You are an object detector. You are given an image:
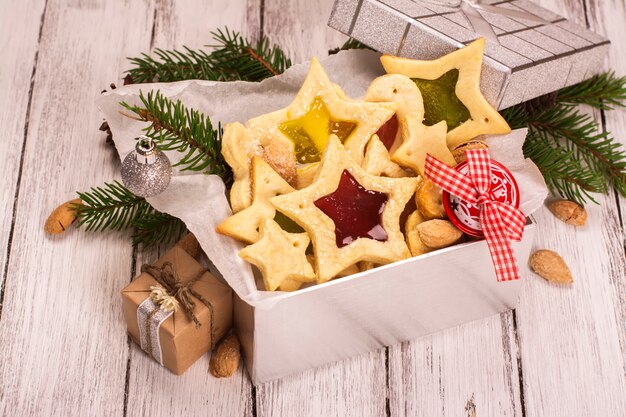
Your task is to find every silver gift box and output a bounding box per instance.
[328,0,609,109]
[235,220,536,384]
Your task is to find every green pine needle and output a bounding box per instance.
[75,181,152,232]
[125,28,291,84]
[521,131,605,204]
[557,71,626,110]
[502,73,626,205]
[126,47,221,84]
[75,181,186,247]
[207,28,292,81]
[531,105,626,195]
[131,212,187,247]
[120,90,233,185]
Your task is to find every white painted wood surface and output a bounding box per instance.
[0,0,46,312]
[0,0,153,415]
[514,2,626,416]
[0,0,625,416]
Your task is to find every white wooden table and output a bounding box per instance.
[1,0,625,415]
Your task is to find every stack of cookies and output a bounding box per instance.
[216,38,511,292]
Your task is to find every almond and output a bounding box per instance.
[452,139,488,164]
[548,200,587,226]
[44,198,83,235]
[415,179,446,220]
[210,333,241,378]
[405,210,431,256]
[529,250,573,284]
[416,219,463,249]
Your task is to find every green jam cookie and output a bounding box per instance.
[412,69,471,131]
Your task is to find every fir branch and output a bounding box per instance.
[530,105,626,196]
[557,71,626,110]
[120,90,233,185]
[523,132,602,203]
[503,97,626,204]
[499,104,529,130]
[207,28,292,80]
[522,128,606,204]
[125,28,291,84]
[126,47,220,84]
[75,181,187,247]
[131,212,187,247]
[75,181,152,232]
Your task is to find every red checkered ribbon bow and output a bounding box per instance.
[424,149,526,282]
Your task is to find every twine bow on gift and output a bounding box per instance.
[141,262,215,341]
[424,149,526,281]
[420,0,548,44]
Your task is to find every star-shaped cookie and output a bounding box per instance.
[271,135,417,283]
[246,57,397,171]
[221,122,296,213]
[362,135,409,178]
[216,156,294,244]
[365,74,456,176]
[239,219,316,291]
[380,38,510,149]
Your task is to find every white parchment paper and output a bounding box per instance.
[97,49,548,306]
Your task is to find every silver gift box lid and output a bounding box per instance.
[328,0,609,109]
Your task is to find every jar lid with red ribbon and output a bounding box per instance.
[442,159,520,238]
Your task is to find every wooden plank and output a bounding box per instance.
[513,1,626,415]
[0,0,155,415]
[255,1,386,416]
[122,2,259,417]
[0,0,46,311]
[515,199,626,416]
[388,313,523,417]
[150,0,262,52]
[584,0,626,371]
[256,350,387,417]
[262,0,347,63]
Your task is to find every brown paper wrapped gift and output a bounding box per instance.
[121,246,232,375]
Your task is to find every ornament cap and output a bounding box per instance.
[135,135,158,165]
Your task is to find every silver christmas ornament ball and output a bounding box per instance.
[121,136,172,198]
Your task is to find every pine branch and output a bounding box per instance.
[125,28,291,84]
[208,28,292,80]
[499,104,529,130]
[503,98,626,204]
[557,71,626,110]
[131,212,187,247]
[126,47,221,84]
[75,181,187,247]
[120,90,233,185]
[75,181,153,232]
[530,105,626,196]
[522,132,604,204]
